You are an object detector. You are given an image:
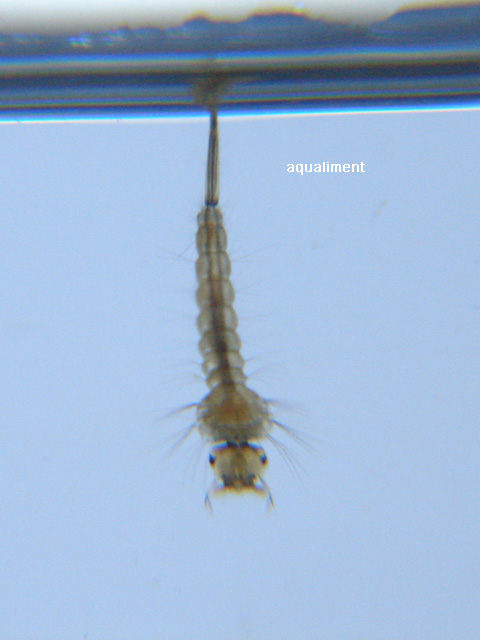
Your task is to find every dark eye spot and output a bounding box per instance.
[209,454,216,466]
[261,454,267,464]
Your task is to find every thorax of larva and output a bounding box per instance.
[196,382,271,444]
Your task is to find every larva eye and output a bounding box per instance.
[209,454,216,466]
[260,454,267,465]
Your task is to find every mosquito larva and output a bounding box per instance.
[195,109,274,506]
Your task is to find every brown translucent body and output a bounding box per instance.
[195,110,273,503]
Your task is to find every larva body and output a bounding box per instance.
[195,110,273,503]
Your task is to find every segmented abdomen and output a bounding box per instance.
[196,205,247,390]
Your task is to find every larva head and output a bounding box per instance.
[208,441,269,497]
